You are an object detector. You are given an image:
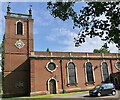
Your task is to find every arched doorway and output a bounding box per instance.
[49,79,56,94]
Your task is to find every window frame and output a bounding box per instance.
[47,77,58,94]
[16,20,24,35]
[84,61,95,84]
[67,61,78,86]
[101,61,110,83]
[46,61,58,73]
[115,61,120,70]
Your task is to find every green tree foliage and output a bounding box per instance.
[47,1,120,49]
[1,34,5,81]
[47,48,50,52]
[93,48,110,53]
[1,34,5,67]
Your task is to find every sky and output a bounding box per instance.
[0,1,119,53]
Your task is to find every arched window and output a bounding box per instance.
[115,62,120,70]
[17,22,23,35]
[85,62,94,84]
[67,62,77,85]
[101,62,110,83]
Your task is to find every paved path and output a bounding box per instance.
[50,91,119,99]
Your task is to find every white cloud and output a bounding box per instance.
[46,28,77,44]
[64,37,118,53]
[46,27,118,53]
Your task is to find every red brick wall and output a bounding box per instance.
[3,13,120,97]
[30,56,120,95]
[4,16,33,97]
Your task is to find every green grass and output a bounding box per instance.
[2,91,89,100]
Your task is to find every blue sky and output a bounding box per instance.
[0,1,119,53]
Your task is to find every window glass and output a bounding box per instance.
[86,62,94,83]
[102,84,107,89]
[101,62,109,82]
[48,62,56,71]
[17,22,23,35]
[94,85,100,89]
[68,62,77,85]
[115,62,120,70]
[106,84,113,89]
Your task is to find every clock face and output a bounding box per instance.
[15,40,25,49]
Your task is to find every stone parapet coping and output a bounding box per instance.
[30,51,120,59]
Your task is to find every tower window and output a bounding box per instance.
[17,22,23,35]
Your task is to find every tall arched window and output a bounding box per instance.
[17,22,23,35]
[85,62,94,84]
[101,62,110,83]
[67,62,77,85]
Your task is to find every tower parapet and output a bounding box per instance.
[6,4,33,20]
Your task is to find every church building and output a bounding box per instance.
[3,5,120,97]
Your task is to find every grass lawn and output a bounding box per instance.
[2,91,89,100]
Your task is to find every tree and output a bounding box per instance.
[47,1,120,49]
[47,48,50,52]
[1,34,5,82]
[93,48,110,53]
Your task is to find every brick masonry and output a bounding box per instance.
[3,7,120,97]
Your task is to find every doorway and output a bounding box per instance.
[49,79,56,94]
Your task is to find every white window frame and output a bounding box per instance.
[67,61,78,86]
[47,77,58,94]
[100,61,110,82]
[16,20,24,35]
[46,60,58,73]
[84,61,95,84]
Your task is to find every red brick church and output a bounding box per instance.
[3,5,120,97]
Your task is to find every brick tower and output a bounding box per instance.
[3,5,34,97]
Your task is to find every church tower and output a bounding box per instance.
[3,5,34,97]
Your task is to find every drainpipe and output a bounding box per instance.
[27,19,29,58]
[60,59,65,93]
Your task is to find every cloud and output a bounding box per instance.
[46,27,118,53]
[64,37,118,53]
[46,28,77,44]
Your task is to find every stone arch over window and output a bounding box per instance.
[47,77,58,94]
[67,61,77,86]
[85,61,94,84]
[46,60,58,73]
[101,61,110,83]
[16,20,24,35]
